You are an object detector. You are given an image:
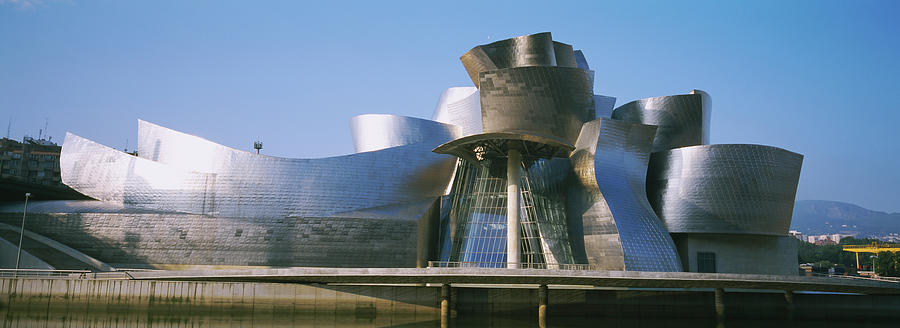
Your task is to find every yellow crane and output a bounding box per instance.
[842,243,900,270]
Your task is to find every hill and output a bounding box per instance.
[791,200,900,238]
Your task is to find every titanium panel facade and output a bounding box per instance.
[567,118,682,272]
[646,144,803,235]
[460,32,579,88]
[64,121,457,218]
[593,95,617,119]
[552,41,578,68]
[611,90,711,153]
[61,133,218,215]
[460,32,556,87]
[574,50,589,70]
[431,87,482,136]
[32,32,803,274]
[350,114,461,153]
[479,66,595,146]
[0,200,427,268]
[458,46,497,89]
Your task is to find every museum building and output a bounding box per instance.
[0,33,802,275]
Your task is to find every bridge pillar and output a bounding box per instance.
[538,284,548,328]
[441,283,451,328]
[714,288,725,327]
[784,290,795,321]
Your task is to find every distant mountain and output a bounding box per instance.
[791,200,900,237]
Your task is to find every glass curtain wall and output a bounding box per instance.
[522,158,574,266]
[446,158,574,268]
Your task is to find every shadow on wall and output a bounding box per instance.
[0,213,145,270]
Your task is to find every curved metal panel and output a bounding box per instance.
[350,114,460,153]
[611,90,711,153]
[647,144,803,236]
[431,87,482,136]
[552,41,577,68]
[594,95,617,119]
[574,50,590,70]
[64,121,458,218]
[460,32,557,87]
[568,118,682,272]
[479,66,595,146]
[61,132,217,214]
[432,132,574,164]
[458,46,497,88]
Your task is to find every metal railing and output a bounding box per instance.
[0,269,88,279]
[0,269,131,280]
[427,261,604,271]
[809,272,900,283]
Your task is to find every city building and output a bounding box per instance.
[0,137,84,201]
[0,33,803,275]
[1,137,62,186]
[805,233,855,245]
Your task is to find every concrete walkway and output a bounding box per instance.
[127,267,900,294]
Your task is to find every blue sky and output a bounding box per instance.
[1,1,898,212]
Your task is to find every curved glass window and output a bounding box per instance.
[446,158,574,268]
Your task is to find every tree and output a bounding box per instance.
[875,251,899,277]
[797,239,856,274]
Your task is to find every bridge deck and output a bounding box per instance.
[127,267,900,295]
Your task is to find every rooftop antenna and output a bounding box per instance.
[42,118,48,140]
[253,140,263,154]
[5,119,10,139]
[124,139,129,152]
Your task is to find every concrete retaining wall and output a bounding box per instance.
[1,278,440,323]
[3,278,900,325]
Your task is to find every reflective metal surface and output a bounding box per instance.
[432,132,574,164]
[0,206,430,268]
[62,120,457,218]
[350,114,460,153]
[0,199,173,214]
[611,90,711,153]
[574,50,590,70]
[47,114,461,268]
[460,32,560,87]
[61,133,217,215]
[552,41,578,68]
[479,66,595,145]
[431,87,482,136]
[567,118,682,271]
[31,32,804,273]
[646,144,803,235]
[594,95,617,119]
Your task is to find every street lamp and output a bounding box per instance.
[870,255,878,276]
[14,192,31,276]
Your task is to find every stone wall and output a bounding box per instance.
[673,233,799,275]
[0,212,420,268]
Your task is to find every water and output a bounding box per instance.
[2,308,898,328]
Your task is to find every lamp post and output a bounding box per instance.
[870,255,878,276]
[14,192,31,277]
